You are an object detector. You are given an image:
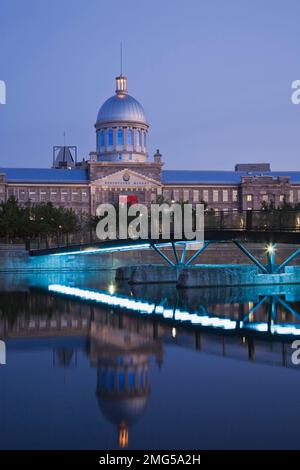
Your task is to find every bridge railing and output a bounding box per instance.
[21,209,300,251]
[204,210,300,231]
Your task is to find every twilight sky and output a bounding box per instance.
[0,0,300,170]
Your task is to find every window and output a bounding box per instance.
[128,153,132,160]
[100,129,105,146]
[279,194,285,203]
[108,128,113,146]
[136,129,141,146]
[246,194,253,202]
[262,195,268,202]
[127,128,133,145]
[143,132,147,147]
[183,190,190,202]
[297,190,300,202]
[193,190,199,203]
[290,190,294,203]
[163,189,171,200]
[222,190,228,202]
[173,190,180,202]
[117,128,123,146]
[232,190,238,202]
[202,190,209,202]
[213,190,219,202]
[118,153,122,160]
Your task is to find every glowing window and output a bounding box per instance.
[117,128,123,146]
[127,128,133,145]
[136,129,141,146]
[118,372,125,391]
[108,128,113,146]
[100,129,105,146]
[246,194,253,202]
[128,371,135,390]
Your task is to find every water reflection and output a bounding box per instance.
[0,275,300,449]
[90,310,162,448]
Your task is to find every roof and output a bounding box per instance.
[96,93,148,125]
[162,170,300,185]
[0,168,88,183]
[1,167,300,185]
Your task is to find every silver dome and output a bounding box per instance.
[96,93,148,125]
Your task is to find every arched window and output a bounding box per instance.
[128,371,135,391]
[100,368,106,388]
[108,128,113,146]
[136,129,141,146]
[143,132,146,147]
[109,370,115,390]
[118,153,122,160]
[118,371,125,391]
[100,129,105,146]
[127,128,133,145]
[117,128,123,146]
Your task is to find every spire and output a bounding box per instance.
[120,41,123,76]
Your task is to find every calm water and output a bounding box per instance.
[0,271,300,450]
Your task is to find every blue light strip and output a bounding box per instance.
[50,240,202,257]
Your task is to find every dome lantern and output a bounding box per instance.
[116,75,127,96]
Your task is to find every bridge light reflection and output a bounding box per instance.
[47,284,300,337]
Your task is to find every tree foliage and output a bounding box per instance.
[0,197,80,239]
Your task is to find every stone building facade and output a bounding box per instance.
[1,74,300,215]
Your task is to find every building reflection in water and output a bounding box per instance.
[1,285,300,447]
[89,309,163,448]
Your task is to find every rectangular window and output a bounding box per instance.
[279,194,285,203]
[163,190,171,200]
[61,191,69,201]
[297,190,300,202]
[290,190,294,203]
[173,190,180,202]
[193,190,199,203]
[19,190,26,200]
[183,190,189,202]
[202,190,209,202]
[213,190,219,202]
[232,190,238,202]
[262,195,268,202]
[222,190,228,202]
[246,194,253,202]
